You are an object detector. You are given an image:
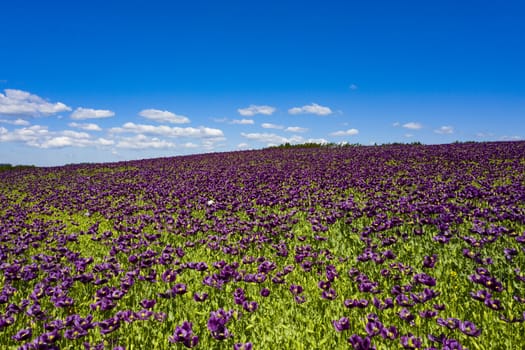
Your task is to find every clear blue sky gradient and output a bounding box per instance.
[1,0,524,166]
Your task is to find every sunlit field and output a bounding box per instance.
[1,142,524,349]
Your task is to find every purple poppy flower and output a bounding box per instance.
[400,333,422,349]
[413,273,436,286]
[139,299,156,309]
[289,284,303,295]
[437,317,460,330]
[398,308,414,323]
[169,321,198,348]
[65,326,88,340]
[459,320,481,337]
[234,342,253,350]
[365,320,383,337]
[12,328,32,341]
[423,254,438,268]
[484,298,504,310]
[380,325,398,340]
[260,287,271,297]
[173,283,187,295]
[332,317,350,331]
[419,310,438,318]
[98,317,120,335]
[294,295,306,304]
[348,334,376,350]
[321,288,337,300]
[470,289,491,302]
[242,300,258,312]
[193,292,208,302]
[318,280,331,290]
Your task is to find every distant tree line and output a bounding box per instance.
[0,164,36,172]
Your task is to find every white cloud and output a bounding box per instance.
[404,133,414,138]
[331,128,359,136]
[261,123,284,130]
[0,89,71,116]
[240,132,303,144]
[68,122,102,131]
[70,107,114,120]
[110,122,224,138]
[0,118,30,126]
[285,126,308,133]
[288,103,332,116]
[116,134,176,149]
[402,122,423,130]
[237,143,249,149]
[0,124,114,149]
[434,126,454,134]
[349,84,358,90]
[230,119,254,125]
[139,108,190,124]
[237,105,276,117]
[392,122,400,127]
[500,135,522,141]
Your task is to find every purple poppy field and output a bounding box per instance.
[1,141,525,349]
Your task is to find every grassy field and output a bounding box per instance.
[1,142,524,349]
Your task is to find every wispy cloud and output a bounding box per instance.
[240,132,303,144]
[331,128,359,136]
[0,124,113,148]
[349,83,358,90]
[0,89,71,116]
[261,123,284,130]
[110,122,224,138]
[230,119,254,125]
[70,107,115,120]
[0,118,30,126]
[237,105,276,116]
[68,122,102,131]
[285,126,308,133]
[402,122,423,130]
[139,108,190,124]
[116,134,176,149]
[288,103,332,116]
[434,125,454,134]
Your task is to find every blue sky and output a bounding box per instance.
[1,0,524,166]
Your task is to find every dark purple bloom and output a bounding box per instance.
[294,295,306,304]
[419,310,437,318]
[318,280,331,290]
[380,325,398,340]
[289,284,303,295]
[422,254,438,268]
[173,283,187,295]
[348,334,375,350]
[260,287,271,297]
[139,299,156,309]
[12,328,32,341]
[169,321,198,348]
[207,309,233,340]
[242,300,258,312]
[98,317,120,335]
[413,273,436,286]
[332,317,350,331]
[400,333,422,349]
[365,320,383,337]
[459,320,481,337]
[193,292,209,302]
[398,308,414,323]
[484,298,504,310]
[437,317,460,330]
[321,288,337,300]
[234,342,253,350]
[470,289,491,302]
